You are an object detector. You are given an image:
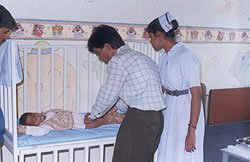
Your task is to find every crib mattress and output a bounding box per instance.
[6,124,120,147]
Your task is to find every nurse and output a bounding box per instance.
[146,12,205,162]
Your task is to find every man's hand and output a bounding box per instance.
[107,105,117,115]
[17,125,27,134]
[84,113,96,124]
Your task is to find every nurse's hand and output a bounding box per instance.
[185,128,196,152]
[162,86,166,94]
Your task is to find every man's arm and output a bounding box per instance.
[89,60,126,120]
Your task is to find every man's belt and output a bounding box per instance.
[165,89,189,96]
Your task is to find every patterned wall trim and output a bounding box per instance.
[10,18,250,43]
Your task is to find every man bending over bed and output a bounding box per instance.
[17,107,125,136]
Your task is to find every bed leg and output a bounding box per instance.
[53,150,58,162]
[85,147,89,162]
[69,148,73,162]
[19,152,24,162]
[99,145,104,162]
[37,151,41,162]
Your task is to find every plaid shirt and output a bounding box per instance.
[89,45,166,119]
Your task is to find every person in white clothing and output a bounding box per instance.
[146,12,205,162]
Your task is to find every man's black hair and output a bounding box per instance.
[87,25,125,53]
[0,5,17,30]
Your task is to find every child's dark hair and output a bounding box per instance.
[0,5,17,30]
[146,17,178,38]
[88,24,125,53]
[19,113,32,125]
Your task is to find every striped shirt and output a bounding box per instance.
[89,45,166,119]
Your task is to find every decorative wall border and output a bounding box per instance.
[10,18,250,44]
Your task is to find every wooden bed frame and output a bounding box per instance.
[208,87,250,125]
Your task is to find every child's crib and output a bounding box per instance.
[0,40,161,162]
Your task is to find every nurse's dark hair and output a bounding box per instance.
[88,24,125,53]
[19,113,32,125]
[0,5,17,30]
[146,17,178,38]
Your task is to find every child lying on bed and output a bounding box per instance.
[17,107,125,136]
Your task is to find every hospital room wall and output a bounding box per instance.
[2,0,249,27]
[1,0,250,91]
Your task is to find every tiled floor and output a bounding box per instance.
[204,120,250,162]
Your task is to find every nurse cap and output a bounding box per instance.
[158,12,176,32]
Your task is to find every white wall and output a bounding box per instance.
[2,0,170,24]
[2,0,250,27]
[2,0,250,91]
